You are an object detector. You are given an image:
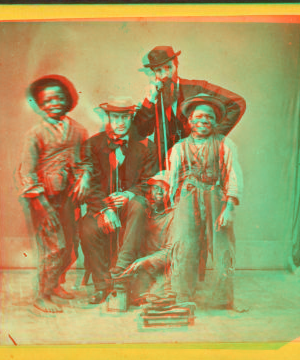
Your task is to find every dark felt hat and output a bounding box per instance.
[144,46,181,68]
[181,94,226,123]
[28,74,78,113]
[97,97,137,114]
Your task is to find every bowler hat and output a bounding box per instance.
[97,97,137,114]
[28,74,78,113]
[181,94,226,123]
[144,46,181,68]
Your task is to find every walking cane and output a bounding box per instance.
[108,154,120,270]
[160,92,170,171]
[115,161,120,254]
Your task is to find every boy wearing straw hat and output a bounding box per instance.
[167,93,243,309]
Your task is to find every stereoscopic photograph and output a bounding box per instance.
[1,10,300,348]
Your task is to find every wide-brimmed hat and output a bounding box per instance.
[181,94,226,123]
[144,46,181,68]
[147,171,170,188]
[28,74,78,113]
[96,97,137,114]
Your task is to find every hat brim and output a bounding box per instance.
[147,178,170,188]
[99,103,137,113]
[181,95,226,123]
[27,75,78,113]
[144,50,181,68]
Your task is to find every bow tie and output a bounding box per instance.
[107,137,128,150]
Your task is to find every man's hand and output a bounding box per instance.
[96,208,121,234]
[215,201,234,232]
[146,80,163,103]
[104,192,129,209]
[71,173,90,202]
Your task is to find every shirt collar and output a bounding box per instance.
[43,115,67,126]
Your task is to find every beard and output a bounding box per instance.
[161,78,177,108]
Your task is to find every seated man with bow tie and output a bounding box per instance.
[79,98,158,304]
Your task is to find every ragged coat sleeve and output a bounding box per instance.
[19,128,45,198]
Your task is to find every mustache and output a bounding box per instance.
[159,78,173,88]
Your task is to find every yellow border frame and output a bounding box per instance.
[1,3,300,360]
[0,4,300,21]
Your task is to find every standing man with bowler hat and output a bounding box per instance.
[79,97,158,304]
[134,46,246,170]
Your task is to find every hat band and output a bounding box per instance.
[144,50,181,68]
[99,103,136,113]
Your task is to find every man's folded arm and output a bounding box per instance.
[133,99,156,138]
[196,80,246,135]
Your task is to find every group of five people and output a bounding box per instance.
[19,46,246,314]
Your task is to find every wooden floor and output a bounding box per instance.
[1,269,300,346]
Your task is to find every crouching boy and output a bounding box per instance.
[126,171,175,305]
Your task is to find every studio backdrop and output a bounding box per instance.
[0,20,299,270]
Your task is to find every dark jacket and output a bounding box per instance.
[134,77,246,168]
[84,131,158,214]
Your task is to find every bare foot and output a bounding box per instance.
[52,285,75,299]
[34,296,63,313]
